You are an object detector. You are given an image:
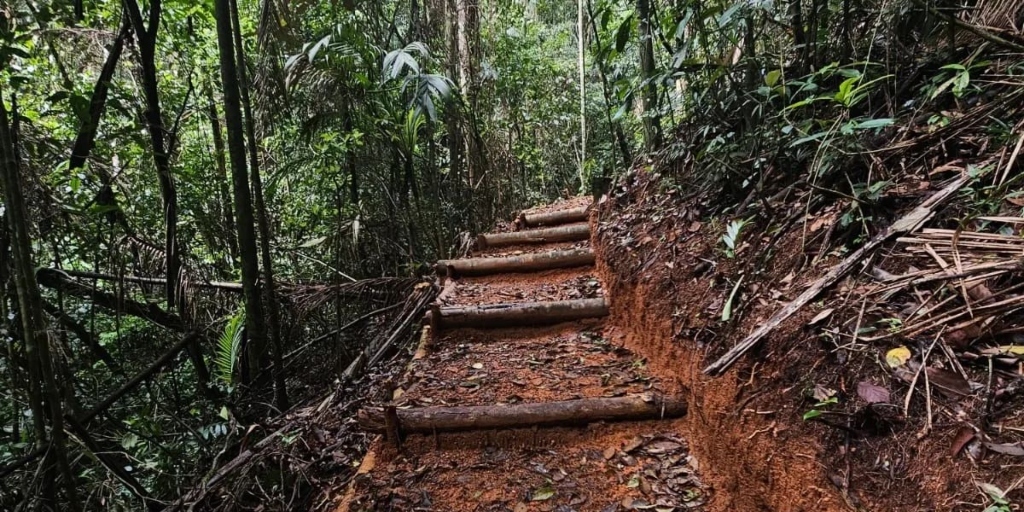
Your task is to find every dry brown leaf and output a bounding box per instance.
[856,381,890,404]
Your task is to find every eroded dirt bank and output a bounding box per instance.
[588,170,1013,512]
[592,207,844,512]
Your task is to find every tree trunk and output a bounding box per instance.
[357,394,686,433]
[637,0,663,150]
[69,18,129,171]
[476,222,591,248]
[206,82,239,261]
[230,0,288,409]
[426,297,608,329]
[435,248,595,277]
[213,0,270,382]
[0,86,81,511]
[125,0,181,312]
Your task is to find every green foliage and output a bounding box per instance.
[215,309,246,388]
[721,218,751,258]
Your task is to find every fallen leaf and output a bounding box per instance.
[885,346,911,367]
[471,362,484,370]
[980,345,1024,357]
[603,447,617,460]
[950,427,975,456]
[531,484,556,501]
[856,381,890,404]
[514,503,529,512]
[984,442,1024,457]
[808,308,834,326]
[812,384,835,402]
[623,437,644,453]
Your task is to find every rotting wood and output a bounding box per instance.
[357,393,686,433]
[424,297,608,329]
[436,248,595,277]
[516,204,590,229]
[704,174,972,375]
[476,222,590,249]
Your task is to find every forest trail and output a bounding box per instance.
[337,197,705,511]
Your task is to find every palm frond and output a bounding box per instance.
[215,308,246,388]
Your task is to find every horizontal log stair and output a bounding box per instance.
[357,394,686,433]
[476,222,590,249]
[425,297,608,329]
[435,248,595,277]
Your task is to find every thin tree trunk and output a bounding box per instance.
[230,0,288,410]
[0,87,81,511]
[70,17,129,171]
[637,0,663,150]
[213,0,270,382]
[206,83,239,260]
[125,0,181,312]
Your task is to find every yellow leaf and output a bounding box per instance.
[886,346,911,367]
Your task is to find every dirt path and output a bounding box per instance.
[338,198,706,512]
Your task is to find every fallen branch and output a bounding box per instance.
[425,297,609,329]
[36,268,184,331]
[435,248,595,277]
[516,205,590,229]
[46,268,244,291]
[357,393,686,433]
[704,174,971,375]
[476,223,590,249]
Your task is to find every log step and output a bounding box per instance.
[516,205,590,230]
[357,393,686,433]
[435,248,595,278]
[425,297,608,329]
[476,223,590,249]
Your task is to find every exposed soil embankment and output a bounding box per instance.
[590,166,1024,512]
[592,204,843,511]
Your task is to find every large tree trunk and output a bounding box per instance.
[69,18,129,171]
[358,394,687,433]
[0,87,81,511]
[230,0,288,410]
[213,0,270,383]
[637,0,663,150]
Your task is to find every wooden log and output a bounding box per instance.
[425,298,608,329]
[436,248,595,277]
[357,394,686,433]
[476,223,590,249]
[517,205,590,229]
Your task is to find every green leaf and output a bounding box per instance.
[853,118,894,130]
[802,409,822,420]
[215,309,246,388]
[721,275,744,321]
[615,15,633,53]
[765,69,781,88]
[531,483,555,501]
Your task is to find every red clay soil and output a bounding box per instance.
[336,199,705,512]
[592,170,1022,511]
